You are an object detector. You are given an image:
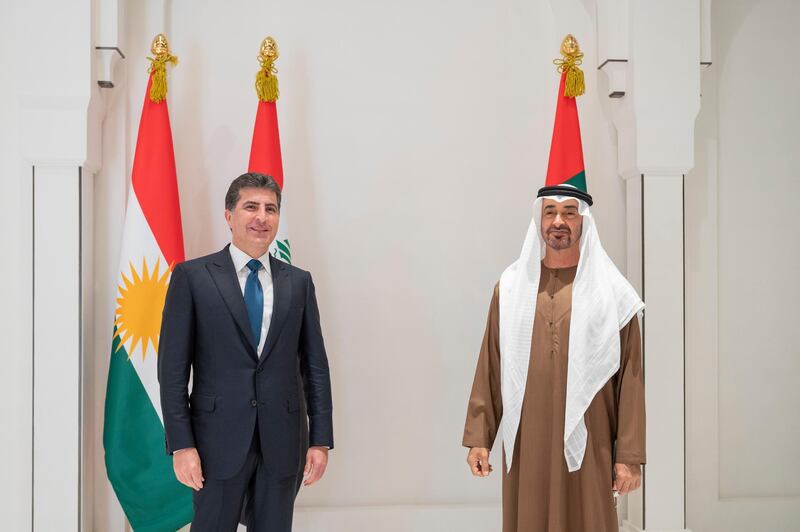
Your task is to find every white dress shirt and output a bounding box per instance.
[229,243,274,356]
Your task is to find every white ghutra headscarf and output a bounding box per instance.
[498,193,644,472]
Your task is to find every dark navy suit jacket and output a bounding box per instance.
[158,245,334,480]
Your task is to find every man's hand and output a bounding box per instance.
[613,463,642,495]
[173,448,204,491]
[303,446,329,486]
[467,447,493,477]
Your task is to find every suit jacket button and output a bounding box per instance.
[256,367,263,374]
[250,399,258,407]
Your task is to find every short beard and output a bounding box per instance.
[543,226,581,251]
[545,235,573,250]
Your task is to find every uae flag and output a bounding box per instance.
[249,38,291,263]
[103,53,193,530]
[545,70,588,194]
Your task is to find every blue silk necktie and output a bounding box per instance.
[244,259,263,348]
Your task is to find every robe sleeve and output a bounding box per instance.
[614,314,646,465]
[462,284,503,449]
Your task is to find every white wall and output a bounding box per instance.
[0,2,32,531]
[685,0,800,530]
[89,0,628,528]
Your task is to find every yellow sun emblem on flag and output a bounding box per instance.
[113,257,172,360]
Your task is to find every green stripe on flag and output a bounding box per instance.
[564,170,587,193]
[104,333,193,532]
[274,238,292,264]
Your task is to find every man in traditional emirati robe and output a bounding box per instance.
[462,35,646,532]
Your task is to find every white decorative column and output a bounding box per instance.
[30,165,85,531]
[9,0,115,530]
[597,1,701,531]
[19,3,91,523]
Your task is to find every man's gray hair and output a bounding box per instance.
[225,173,282,211]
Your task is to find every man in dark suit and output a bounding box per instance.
[158,172,333,531]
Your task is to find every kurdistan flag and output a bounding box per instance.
[250,36,290,263]
[103,35,193,532]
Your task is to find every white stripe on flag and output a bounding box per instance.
[116,190,169,424]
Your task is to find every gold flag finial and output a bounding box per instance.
[151,33,170,56]
[255,36,280,102]
[259,36,280,62]
[147,33,178,103]
[554,34,585,98]
[560,34,580,57]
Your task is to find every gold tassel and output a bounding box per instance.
[553,34,585,98]
[255,57,279,102]
[255,36,280,102]
[147,33,178,103]
[565,63,584,98]
[148,53,178,103]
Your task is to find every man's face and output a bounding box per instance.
[224,187,280,251]
[540,198,583,250]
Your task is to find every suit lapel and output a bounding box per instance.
[206,245,258,360]
[259,255,292,364]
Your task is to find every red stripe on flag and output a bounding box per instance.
[248,101,284,190]
[131,74,185,266]
[545,72,586,187]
